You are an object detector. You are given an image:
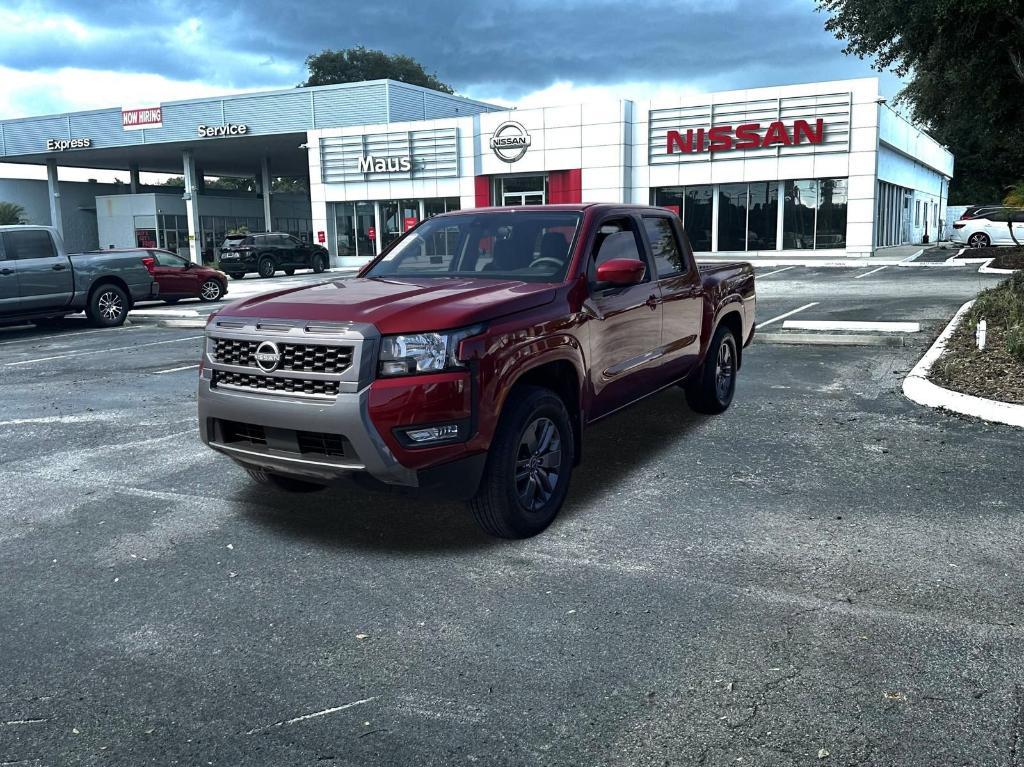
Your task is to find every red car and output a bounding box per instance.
[140,249,228,304]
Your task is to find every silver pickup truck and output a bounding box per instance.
[0,225,159,327]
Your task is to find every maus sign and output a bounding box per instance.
[667,118,825,154]
[358,156,412,173]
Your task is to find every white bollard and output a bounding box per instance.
[976,319,987,350]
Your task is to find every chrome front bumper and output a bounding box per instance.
[197,315,418,487]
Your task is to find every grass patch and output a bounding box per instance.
[929,273,1024,404]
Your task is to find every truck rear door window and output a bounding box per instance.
[642,216,685,278]
[3,230,57,260]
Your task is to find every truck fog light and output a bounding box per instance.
[404,424,461,443]
[380,360,411,376]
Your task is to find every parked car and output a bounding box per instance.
[137,249,228,304]
[0,225,159,327]
[958,205,1006,221]
[951,209,1024,248]
[198,204,756,538]
[217,233,329,279]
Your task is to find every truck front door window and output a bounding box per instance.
[2,229,73,310]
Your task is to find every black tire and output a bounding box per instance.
[257,257,276,278]
[311,254,326,274]
[86,284,129,328]
[968,232,991,249]
[468,385,574,539]
[228,273,246,281]
[199,279,223,302]
[163,298,180,305]
[283,268,295,276]
[684,324,738,415]
[244,466,325,493]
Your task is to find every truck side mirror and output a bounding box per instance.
[595,258,646,286]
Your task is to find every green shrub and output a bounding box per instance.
[1007,325,1024,363]
[968,272,1024,328]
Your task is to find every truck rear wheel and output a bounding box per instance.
[86,284,129,328]
[468,385,574,539]
[244,466,325,493]
[684,324,738,414]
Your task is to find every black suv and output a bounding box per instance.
[218,233,329,279]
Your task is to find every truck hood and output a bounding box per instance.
[219,276,559,334]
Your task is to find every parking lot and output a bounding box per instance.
[2,264,1022,766]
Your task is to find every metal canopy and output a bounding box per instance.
[0,132,310,178]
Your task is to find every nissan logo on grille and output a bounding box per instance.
[253,341,282,372]
[489,121,531,162]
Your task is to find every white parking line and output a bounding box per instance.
[0,326,136,347]
[3,336,204,367]
[758,266,796,278]
[782,320,920,333]
[153,364,200,374]
[854,265,889,279]
[758,302,819,328]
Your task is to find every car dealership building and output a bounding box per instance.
[0,76,953,265]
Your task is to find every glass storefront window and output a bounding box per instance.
[717,184,748,252]
[783,180,818,249]
[816,179,848,248]
[424,197,460,218]
[381,199,420,250]
[747,182,778,251]
[499,175,546,206]
[684,186,714,252]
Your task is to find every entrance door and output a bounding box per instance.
[500,175,546,206]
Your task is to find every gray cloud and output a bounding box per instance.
[2,0,898,98]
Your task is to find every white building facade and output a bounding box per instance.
[308,77,953,267]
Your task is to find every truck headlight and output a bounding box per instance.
[378,325,483,377]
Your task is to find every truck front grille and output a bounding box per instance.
[211,370,340,399]
[220,420,267,447]
[212,338,353,374]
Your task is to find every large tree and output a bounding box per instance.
[301,46,453,93]
[818,0,1024,204]
[0,202,27,225]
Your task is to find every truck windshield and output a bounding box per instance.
[364,211,582,283]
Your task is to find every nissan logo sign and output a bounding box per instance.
[489,121,531,163]
[253,341,282,373]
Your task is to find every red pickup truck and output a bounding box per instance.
[198,204,755,538]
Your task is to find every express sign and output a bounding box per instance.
[667,118,825,154]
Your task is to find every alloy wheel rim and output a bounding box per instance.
[201,281,220,300]
[715,341,734,401]
[98,291,122,320]
[970,235,985,248]
[514,417,562,512]
[261,261,273,276]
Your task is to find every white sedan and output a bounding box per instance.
[951,209,1024,248]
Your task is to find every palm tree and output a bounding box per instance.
[0,202,27,225]
[1003,182,1024,247]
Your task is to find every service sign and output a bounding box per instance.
[122,106,162,131]
[197,124,248,138]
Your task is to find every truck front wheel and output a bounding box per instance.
[469,386,574,539]
[684,324,738,414]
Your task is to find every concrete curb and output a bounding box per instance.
[755,332,906,347]
[978,258,1019,275]
[902,299,1024,428]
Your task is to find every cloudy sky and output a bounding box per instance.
[0,0,901,179]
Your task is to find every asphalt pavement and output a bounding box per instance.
[1,265,1022,766]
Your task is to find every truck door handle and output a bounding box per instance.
[645,294,659,310]
[52,264,68,271]
[0,268,13,275]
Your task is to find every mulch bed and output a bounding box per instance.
[930,320,1024,405]
[954,245,1024,269]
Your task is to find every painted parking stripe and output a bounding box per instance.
[854,265,889,279]
[758,302,819,328]
[3,336,203,367]
[153,363,200,374]
[782,320,920,333]
[758,266,796,278]
[0,326,137,347]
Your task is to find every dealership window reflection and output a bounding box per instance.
[651,186,712,251]
[783,179,847,249]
